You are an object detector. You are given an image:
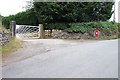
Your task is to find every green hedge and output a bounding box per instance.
[63,21,118,37]
[118,23,120,38]
[44,21,118,38]
[44,23,70,30]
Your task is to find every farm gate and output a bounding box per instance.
[15,24,44,40]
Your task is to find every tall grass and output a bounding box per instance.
[0,24,22,56]
[2,38,22,57]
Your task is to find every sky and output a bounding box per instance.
[0,0,119,22]
[0,0,29,16]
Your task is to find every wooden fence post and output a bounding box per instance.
[10,21,16,37]
[38,24,44,39]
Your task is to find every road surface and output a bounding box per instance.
[2,39,118,78]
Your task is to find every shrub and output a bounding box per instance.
[63,21,118,37]
[44,23,70,30]
[118,23,120,38]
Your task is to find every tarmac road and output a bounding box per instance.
[2,39,118,78]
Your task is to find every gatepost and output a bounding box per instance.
[10,21,16,37]
[38,24,44,39]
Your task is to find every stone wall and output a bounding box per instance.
[51,30,117,39]
[51,30,93,39]
[0,33,11,46]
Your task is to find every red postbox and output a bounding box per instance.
[94,29,99,38]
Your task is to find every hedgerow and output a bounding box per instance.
[63,21,118,37]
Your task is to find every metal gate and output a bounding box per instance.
[16,25,40,39]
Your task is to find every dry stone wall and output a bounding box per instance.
[51,30,117,39]
[0,33,11,46]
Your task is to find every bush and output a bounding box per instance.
[2,15,15,29]
[63,21,118,37]
[118,23,120,38]
[44,23,70,30]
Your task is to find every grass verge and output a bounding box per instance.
[2,38,22,57]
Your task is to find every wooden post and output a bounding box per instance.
[38,24,44,39]
[10,21,16,37]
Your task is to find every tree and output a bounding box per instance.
[2,8,39,29]
[2,15,15,29]
[2,2,114,30]
[33,2,114,23]
[14,8,38,25]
